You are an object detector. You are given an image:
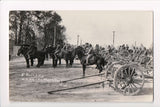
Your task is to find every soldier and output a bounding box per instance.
[63,43,69,51]
[94,44,100,56]
[54,44,61,58]
[85,44,94,64]
[107,45,112,54]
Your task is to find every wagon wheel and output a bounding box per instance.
[113,64,144,96]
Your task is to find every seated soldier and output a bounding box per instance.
[54,44,61,58]
[62,43,68,51]
[85,44,94,64]
[67,44,72,52]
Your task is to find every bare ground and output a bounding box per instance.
[9,57,153,102]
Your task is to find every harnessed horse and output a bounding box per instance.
[75,46,105,77]
[62,47,76,67]
[17,44,45,68]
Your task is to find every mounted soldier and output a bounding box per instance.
[62,43,68,52]
[85,44,95,65]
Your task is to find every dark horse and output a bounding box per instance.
[46,46,75,67]
[17,45,45,68]
[75,46,105,77]
[62,48,76,67]
[46,46,62,67]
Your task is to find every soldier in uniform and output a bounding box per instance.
[85,44,94,64]
[54,44,61,59]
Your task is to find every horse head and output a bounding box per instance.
[17,45,29,56]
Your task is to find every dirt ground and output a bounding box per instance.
[9,57,153,102]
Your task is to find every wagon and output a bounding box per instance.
[103,50,153,96]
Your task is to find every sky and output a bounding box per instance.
[57,11,153,48]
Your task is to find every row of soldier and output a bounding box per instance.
[80,43,152,66]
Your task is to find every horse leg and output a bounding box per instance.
[82,65,86,77]
[59,58,61,65]
[53,59,57,68]
[55,59,58,66]
[97,64,102,73]
[69,60,72,66]
[31,58,33,66]
[40,59,44,66]
[39,58,44,67]
[95,65,98,69]
[52,58,54,67]
[36,58,41,68]
[42,57,45,65]
[25,58,30,68]
[70,59,74,67]
[40,56,45,66]
[65,59,68,67]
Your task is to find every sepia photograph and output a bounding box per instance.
[9,10,153,102]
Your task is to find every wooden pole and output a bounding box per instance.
[60,72,105,83]
[77,35,79,46]
[113,31,115,46]
[48,80,107,94]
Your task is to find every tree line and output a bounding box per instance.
[9,11,67,49]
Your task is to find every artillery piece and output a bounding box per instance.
[48,50,152,96]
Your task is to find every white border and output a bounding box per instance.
[0,1,160,107]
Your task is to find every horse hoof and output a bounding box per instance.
[27,66,30,68]
[53,65,56,68]
[36,65,40,68]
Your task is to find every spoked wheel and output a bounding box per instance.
[113,64,144,96]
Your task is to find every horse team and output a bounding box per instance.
[17,43,152,77]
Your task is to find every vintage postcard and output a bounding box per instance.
[9,10,153,102]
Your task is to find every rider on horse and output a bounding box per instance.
[63,43,72,52]
[63,43,68,51]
